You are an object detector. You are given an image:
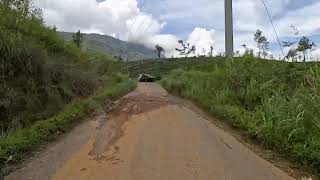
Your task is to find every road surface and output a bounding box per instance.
[7,83,294,180]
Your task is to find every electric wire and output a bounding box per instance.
[260,0,285,57]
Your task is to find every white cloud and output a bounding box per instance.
[33,0,320,58]
[187,28,216,56]
[33,0,221,58]
[33,0,182,57]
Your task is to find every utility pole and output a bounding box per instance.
[225,0,234,60]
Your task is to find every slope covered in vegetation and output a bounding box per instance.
[0,2,126,131]
[59,32,157,61]
[160,57,320,174]
[0,0,135,174]
[126,57,224,79]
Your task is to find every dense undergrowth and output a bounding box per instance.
[0,77,135,175]
[0,1,136,175]
[161,57,320,174]
[0,2,124,132]
[126,57,224,79]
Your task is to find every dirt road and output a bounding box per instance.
[7,83,294,180]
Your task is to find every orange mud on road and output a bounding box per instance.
[7,83,294,180]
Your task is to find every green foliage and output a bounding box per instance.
[161,57,320,174]
[59,32,157,61]
[298,36,317,62]
[0,78,136,173]
[0,4,128,132]
[254,29,269,58]
[72,30,84,48]
[126,57,224,79]
[0,2,136,176]
[175,40,196,57]
[154,45,165,58]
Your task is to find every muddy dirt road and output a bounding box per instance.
[7,83,294,180]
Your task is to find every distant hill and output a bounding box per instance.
[59,32,157,61]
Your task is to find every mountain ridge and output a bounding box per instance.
[59,32,157,61]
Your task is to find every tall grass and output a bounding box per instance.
[0,77,136,175]
[161,57,320,173]
[0,2,136,175]
[0,3,126,131]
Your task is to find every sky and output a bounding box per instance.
[33,0,320,58]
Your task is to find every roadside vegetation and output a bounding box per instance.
[160,57,320,174]
[0,0,135,174]
[127,57,225,79]
[0,77,135,175]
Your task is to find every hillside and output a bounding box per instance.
[0,1,135,175]
[126,57,225,79]
[59,32,157,61]
[156,57,320,175]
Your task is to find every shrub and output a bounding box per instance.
[161,57,320,173]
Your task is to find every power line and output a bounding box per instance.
[128,0,146,34]
[133,0,162,36]
[140,0,167,35]
[260,0,285,57]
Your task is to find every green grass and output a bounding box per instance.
[0,2,137,176]
[160,57,320,174]
[126,57,224,79]
[0,3,128,131]
[0,77,136,175]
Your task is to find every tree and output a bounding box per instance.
[2,0,31,15]
[286,48,298,62]
[269,54,274,60]
[254,30,269,58]
[154,45,165,58]
[175,40,196,57]
[244,49,254,58]
[235,51,240,57]
[52,25,57,32]
[282,26,317,62]
[242,44,254,58]
[261,38,269,59]
[297,36,316,62]
[72,30,84,48]
[254,30,262,57]
[190,45,196,55]
[209,46,214,57]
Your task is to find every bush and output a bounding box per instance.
[161,57,320,173]
[0,4,130,131]
[0,78,136,169]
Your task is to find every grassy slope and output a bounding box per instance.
[59,32,157,61]
[0,2,136,175]
[126,57,225,79]
[0,4,130,131]
[159,57,320,174]
[0,77,136,175]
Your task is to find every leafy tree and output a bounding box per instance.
[269,54,274,60]
[242,44,254,58]
[261,38,269,59]
[285,49,298,62]
[209,46,214,57]
[1,0,31,15]
[235,51,240,57]
[297,36,316,62]
[190,45,196,55]
[282,26,317,62]
[175,40,195,57]
[52,25,57,32]
[72,30,84,48]
[154,45,165,58]
[244,49,254,58]
[254,29,269,58]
